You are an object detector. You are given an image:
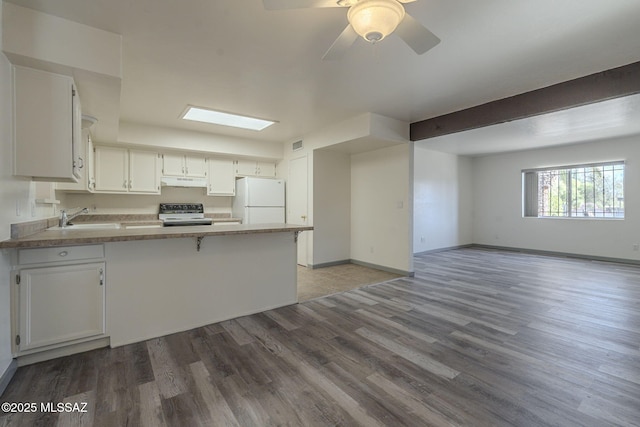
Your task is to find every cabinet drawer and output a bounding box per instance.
[18,245,104,265]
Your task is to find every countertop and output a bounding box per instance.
[0,223,313,249]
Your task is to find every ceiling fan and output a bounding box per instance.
[263,0,440,60]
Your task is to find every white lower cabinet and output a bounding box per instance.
[17,263,106,351]
[13,245,107,357]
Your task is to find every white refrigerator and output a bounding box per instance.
[232,177,285,224]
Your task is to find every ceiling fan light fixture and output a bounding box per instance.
[347,0,405,43]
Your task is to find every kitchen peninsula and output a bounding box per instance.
[1,223,312,361]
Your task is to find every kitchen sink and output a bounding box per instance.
[47,223,122,231]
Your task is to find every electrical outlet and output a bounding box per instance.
[420,236,425,243]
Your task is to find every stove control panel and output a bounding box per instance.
[159,203,205,214]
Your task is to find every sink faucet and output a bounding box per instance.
[59,207,89,227]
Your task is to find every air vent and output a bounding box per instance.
[292,140,303,151]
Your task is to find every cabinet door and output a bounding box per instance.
[13,66,76,181]
[162,154,185,176]
[94,146,128,192]
[56,129,91,192]
[235,160,257,176]
[18,262,106,351]
[87,133,95,191]
[256,162,276,177]
[129,150,161,193]
[185,156,207,178]
[208,158,236,196]
[71,83,83,181]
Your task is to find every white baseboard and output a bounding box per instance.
[0,359,17,397]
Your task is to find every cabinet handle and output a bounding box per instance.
[129,180,132,189]
[123,180,127,189]
[78,157,84,169]
[58,251,68,257]
[99,268,104,286]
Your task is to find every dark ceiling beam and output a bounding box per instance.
[410,60,640,141]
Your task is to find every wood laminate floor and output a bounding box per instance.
[2,247,639,426]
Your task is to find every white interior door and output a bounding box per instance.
[288,155,308,266]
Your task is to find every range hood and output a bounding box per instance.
[160,176,207,188]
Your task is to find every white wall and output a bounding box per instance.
[118,122,283,160]
[312,149,351,265]
[0,11,13,385]
[2,3,121,78]
[413,145,473,253]
[472,135,640,261]
[63,187,232,215]
[351,144,413,273]
[281,113,410,266]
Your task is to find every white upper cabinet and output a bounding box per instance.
[13,66,82,182]
[129,150,162,193]
[56,130,94,192]
[162,154,207,178]
[235,160,276,177]
[207,158,236,196]
[94,146,128,192]
[256,161,277,177]
[185,156,207,178]
[94,146,161,194]
[161,153,184,177]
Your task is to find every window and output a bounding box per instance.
[523,162,624,218]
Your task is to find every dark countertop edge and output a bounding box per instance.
[0,225,313,249]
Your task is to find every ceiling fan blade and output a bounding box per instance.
[395,13,440,55]
[398,0,417,3]
[263,0,343,10]
[322,25,359,60]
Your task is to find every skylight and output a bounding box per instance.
[181,106,276,131]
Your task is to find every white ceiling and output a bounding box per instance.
[421,93,640,156]
[6,0,640,153]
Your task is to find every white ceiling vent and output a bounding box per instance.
[292,140,303,151]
